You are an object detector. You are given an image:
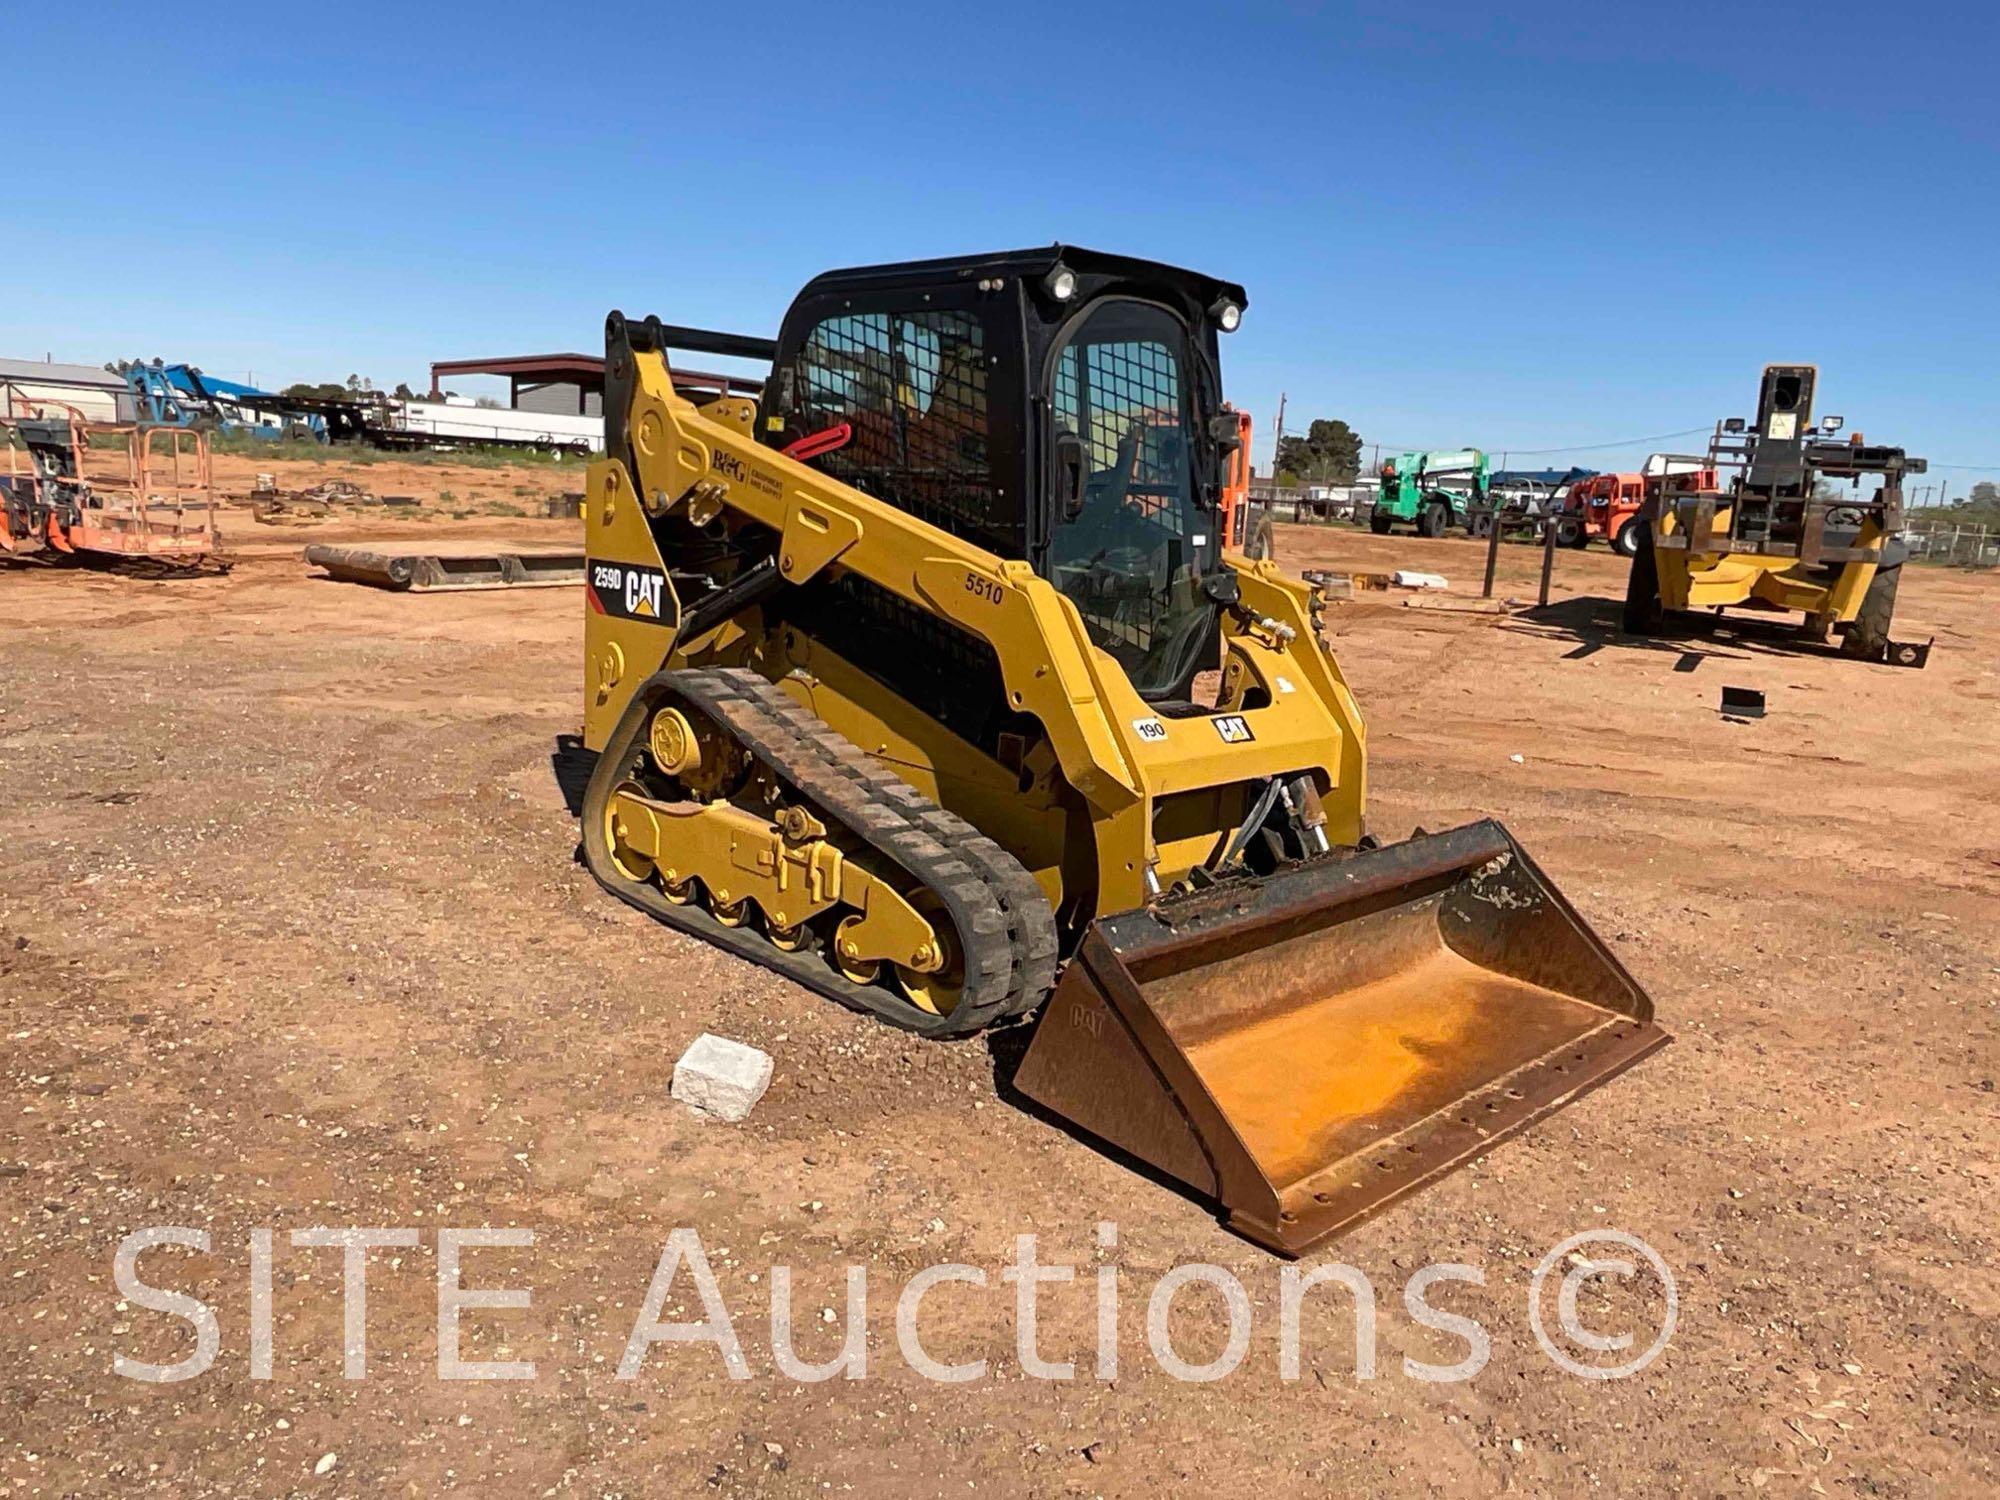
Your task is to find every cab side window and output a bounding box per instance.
[793,310,990,535]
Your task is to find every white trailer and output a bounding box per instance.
[378,396,603,454]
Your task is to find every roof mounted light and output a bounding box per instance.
[1723,417,1746,434]
[1820,414,1844,433]
[1042,265,1078,302]
[1212,296,1243,333]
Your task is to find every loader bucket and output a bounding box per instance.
[1012,820,1668,1255]
[305,545,425,590]
[305,545,585,591]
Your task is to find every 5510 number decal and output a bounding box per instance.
[963,572,1005,604]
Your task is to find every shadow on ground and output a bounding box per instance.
[984,1018,1243,1244]
[551,733,594,818]
[1503,593,1872,671]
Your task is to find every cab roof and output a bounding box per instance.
[792,244,1247,317]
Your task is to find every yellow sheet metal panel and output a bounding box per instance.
[582,459,679,749]
[1656,498,1880,623]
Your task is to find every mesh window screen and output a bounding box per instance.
[1044,304,1210,694]
[794,311,990,534]
[1054,339,1189,536]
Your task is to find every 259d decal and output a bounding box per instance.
[588,562,671,624]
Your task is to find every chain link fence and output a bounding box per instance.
[1246,487,1998,570]
[1901,519,1998,568]
[1246,482,1376,524]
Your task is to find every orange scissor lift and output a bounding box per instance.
[1,396,224,569]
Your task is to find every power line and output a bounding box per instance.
[1344,428,1704,458]
[1366,425,1715,457]
[1265,419,1998,475]
[1493,425,1715,455]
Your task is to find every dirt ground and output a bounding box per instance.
[208,449,587,531]
[2,474,1995,1497]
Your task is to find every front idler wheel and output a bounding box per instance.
[894,898,964,1018]
[604,782,657,883]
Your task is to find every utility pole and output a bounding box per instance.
[1269,393,1287,487]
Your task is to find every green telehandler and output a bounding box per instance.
[1370,449,1490,536]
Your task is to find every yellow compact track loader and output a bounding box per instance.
[579,247,1666,1254]
[1624,365,1930,666]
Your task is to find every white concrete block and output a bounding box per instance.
[1392,569,1450,590]
[670,1033,773,1122]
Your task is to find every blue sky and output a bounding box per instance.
[8,2,1995,494]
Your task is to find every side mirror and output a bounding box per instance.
[1055,432,1087,523]
[1208,413,1243,452]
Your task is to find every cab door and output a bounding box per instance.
[1042,298,1216,699]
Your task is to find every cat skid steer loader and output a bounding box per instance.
[579,247,1666,1254]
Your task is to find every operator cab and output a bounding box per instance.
[760,246,1247,701]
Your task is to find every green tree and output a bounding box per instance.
[283,381,351,400]
[1274,418,1364,485]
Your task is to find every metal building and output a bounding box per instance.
[0,357,133,423]
[427,354,608,416]
[426,352,763,412]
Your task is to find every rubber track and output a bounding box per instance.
[582,667,1058,1038]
